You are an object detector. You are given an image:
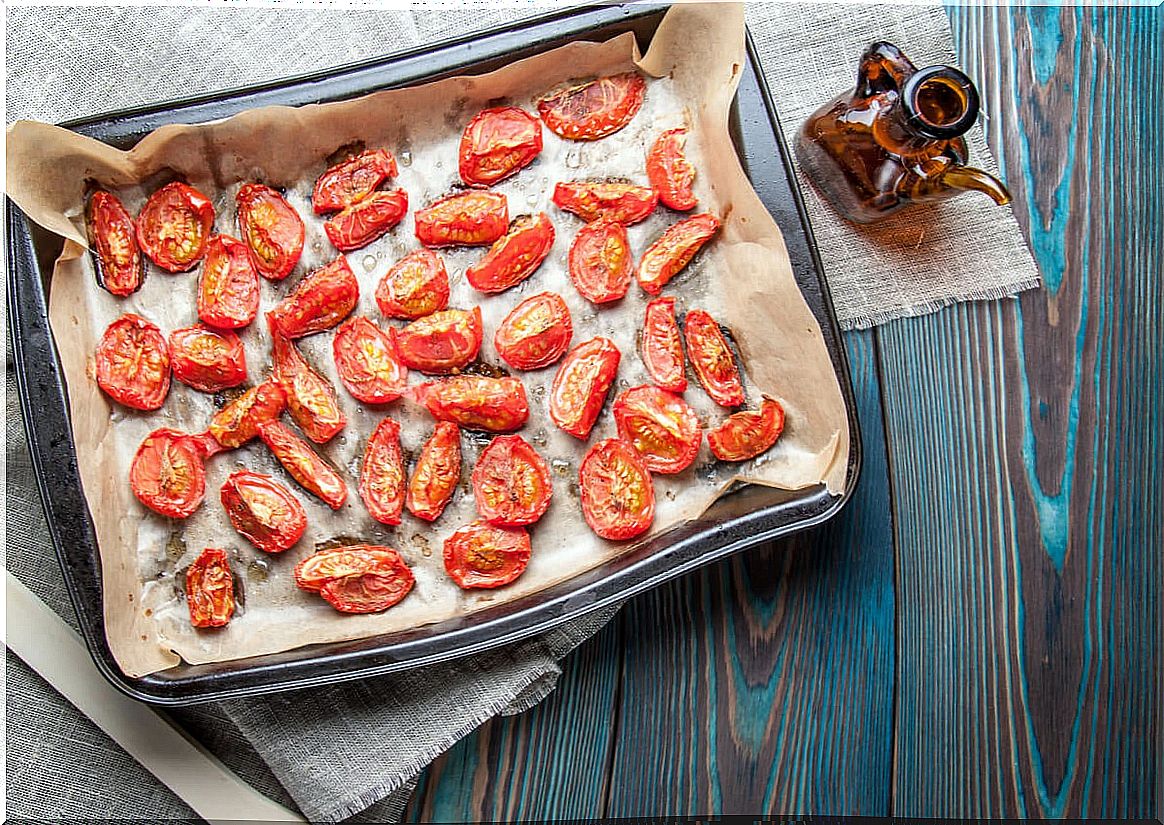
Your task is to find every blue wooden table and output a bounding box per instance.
[404,6,1161,819]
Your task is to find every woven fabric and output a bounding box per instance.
[5,3,1038,821]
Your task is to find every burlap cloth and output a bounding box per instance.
[4,4,1038,821]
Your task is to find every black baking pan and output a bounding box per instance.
[6,2,861,704]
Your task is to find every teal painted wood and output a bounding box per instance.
[604,330,896,816]
[404,619,623,822]
[888,5,1161,817]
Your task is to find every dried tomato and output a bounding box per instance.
[411,376,529,433]
[294,545,409,592]
[186,548,235,628]
[359,417,406,525]
[220,470,307,554]
[236,183,305,281]
[537,72,646,140]
[320,569,415,614]
[684,309,745,407]
[613,385,701,474]
[548,336,620,439]
[567,219,633,304]
[375,249,450,320]
[198,234,260,329]
[414,191,508,247]
[136,181,215,273]
[459,107,543,187]
[208,381,287,449]
[443,521,531,589]
[332,316,408,404]
[168,325,247,393]
[86,190,143,296]
[94,313,170,411]
[391,307,483,374]
[465,213,555,294]
[471,434,553,527]
[707,397,786,462]
[258,420,348,510]
[636,213,720,295]
[493,292,572,371]
[640,296,687,393]
[579,438,655,540]
[313,148,398,214]
[646,128,698,211]
[406,422,461,522]
[267,255,359,338]
[130,428,206,518]
[271,332,346,444]
[324,189,409,252]
[551,181,657,224]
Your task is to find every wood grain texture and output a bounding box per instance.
[404,619,623,822]
[604,330,896,816]
[887,6,1161,817]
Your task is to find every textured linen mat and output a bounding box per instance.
[5,4,1038,822]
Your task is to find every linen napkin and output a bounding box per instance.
[5,4,1038,822]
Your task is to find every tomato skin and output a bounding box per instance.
[391,307,483,374]
[406,422,462,522]
[375,249,450,320]
[459,107,543,187]
[684,309,745,408]
[294,545,409,592]
[95,313,171,411]
[359,417,406,525]
[646,128,698,211]
[494,292,573,371]
[258,420,348,510]
[471,434,553,527]
[313,149,398,214]
[268,255,359,338]
[130,428,206,518]
[537,72,646,140]
[443,521,531,589]
[198,234,260,329]
[186,548,235,628]
[636,213,721,296]
[220,470,307,554]
[86,190,143,296]
[465,213,555,294]
[549,336,620,439]
[236,183,305,281]
[415,191,508,247]
[208,381,287,449]
[168,325,247,393]
[552,181,657,225]
[612,386,701,474]
[579,438,655,540]
[641,296,687,393]
[136,182,215,273]
[567,219,633,304]
[324,189,409,252]
[320,568,415,614]
[332,316,408,404]
[271,332,346,444]
[707,397,786,461]
[412,376,529,433]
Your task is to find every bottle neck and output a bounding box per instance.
[871,66,979,160]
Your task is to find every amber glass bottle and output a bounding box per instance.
[796,42,1011,224]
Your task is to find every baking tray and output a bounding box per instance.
[6,2,861,705]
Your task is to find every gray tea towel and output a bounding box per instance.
[5,4,1038,822]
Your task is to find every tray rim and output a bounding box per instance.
[5,2,862,705]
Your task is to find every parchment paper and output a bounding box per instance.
[5,3,849,677]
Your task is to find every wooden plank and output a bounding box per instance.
[405,618,623,821]
[604,330,896,815]
[887,6,1161,816]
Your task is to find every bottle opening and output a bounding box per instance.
[902,65,980,140]
[915,76,967,128]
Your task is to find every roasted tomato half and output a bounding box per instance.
[324,189,409,252]
[494,292,572,371]
[86,190,143,296]
[549,336,620,439]
[707,397,786,462]
[186,548,235,628]
[130,428,206,518]
[168,325,247,393]
[268,255,359,338]
[359,417,406,525]
[198,234,260,329]
[443,521,531,589]
[459,107,543,187]
[258,420,348,509]
[579,438,655,540]
[415,191,508,247]
[685,309,745,407]
[294,544,409,591]
[136,182,215,273]
[313,148,398,214]
[391,307,483,374]
[236,183,305,281]
[465,213,555,294]
[552,181,657,225]
[471,434,553,526]
[411,376,529,432]
[332,316,408,404]
[208,381,287,449]
[406,422,461,522]
[95,313,170,410]
[613,386,701,474]
[537,72,646,141]
[646,128,698,211]
[636,213,721,295]
[375,249,450,320]
[272,332,346,444]
[568,219,633,304]
[641,296,687,393]
[221,470,307,554]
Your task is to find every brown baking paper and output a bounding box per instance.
[6,3,849,677]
